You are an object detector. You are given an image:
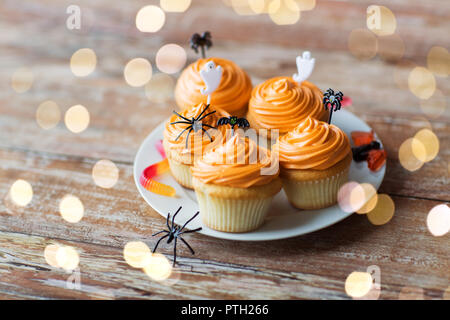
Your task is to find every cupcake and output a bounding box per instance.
[163,102,227,189]
[247,76,328,146]
[191,134,281,232]
[274,117,352,209]
[175,58,252,117]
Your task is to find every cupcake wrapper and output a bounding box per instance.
[195,189,273,233]
[282,167,350,210]
[167,159,193,189]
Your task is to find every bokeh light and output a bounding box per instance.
[294,0,315,11]
[366,5,396,36]
[269,0,300,25]
[44,244,60,268]
[377,34,405,62]
[355,183,378,214]
[394,60,416,90]
[55,246,80,271]
[411,129,439,163]
[145,73,175,103]
[248,0,267,14]
[156,44,187,74]
[70,48,97,77]
[36,100,61,130]
[123,241,152,268]
[160,0,191,12]
[11,67,34,93]
[427,46,450,77]
[366,194,395,225]
[408,67,436,100]
[399,138,424,172]
[348,29,377,61]
[338,181,361,213]
[231,0,258,15]
[420,89,446,119]
[92,159,119,189]
[143,253,172,281]
[426,204,450,237]
[136,5,166,33]
[345,271,373,298]
[124,58,153,87]
[9,179,33,207]
[59,195,84,223]
[65,104,90,133]
[398,286,424,300]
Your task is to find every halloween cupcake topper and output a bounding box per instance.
[190,31,212,59]
[323,88,344,124]
[293,51,315,85]
[217,116,250,135]
[200,60,223,105]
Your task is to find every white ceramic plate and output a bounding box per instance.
[133,109,385,241]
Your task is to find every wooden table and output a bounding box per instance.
[0,0,448,299]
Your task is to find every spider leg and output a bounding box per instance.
[175,126,192,141]
[185,128,193,149]
[172,111,190,122]
[180,227,202,235]
[170,120,191,125]
[172,206,182,229]
[152,230,169,236]
[196,104,211,121]
[327,88,335,95]
[179,211,200,232]
[197,111,216,122]
[217,118,230,126]
[179,236,195,255]
[202,128,213,142]
[152,234,169,253]
[173,237,178,266]
[334,101,341,111]
[166,213,171,230]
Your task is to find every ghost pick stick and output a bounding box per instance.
[200,61,223,105]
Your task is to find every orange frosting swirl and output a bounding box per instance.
[175,57,252,115]
[163,103,227,164]
[191,134,279,188]
[275,117,351,170]
[248,77,328,134]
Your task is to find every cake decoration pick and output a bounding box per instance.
[293,51,315,85]
[152,206,202,266]
[190,31,212,59]
[323,88,344,124]
[171,104,217,149]
[217,116,250,135]
[200,61,223,105]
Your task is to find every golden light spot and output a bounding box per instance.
[348,29,378,61]
[398,286,424,300]
[160,0,191,12]
[9,179,33,207]
[231,0,258,15]
[11,67,34,93]
[44,244,60,268]
[36,100,61,130]
[65,104,90,133]
[355,183,378,214]
[427,46,450,77]
[123,241,152,268]
[399,138,424,172]
[408,67,436,100]
[55,246,80,271]
[248,0,267,14]
[394,60,416,90]
[59,195,84,223]
[426,204,450,237]
[70,48,97,77]
[294,0,315,11]
[366,194,395,225]
[420,89,446,119]
[411,129,439,163]
[269,0,300,25]
[345,272,373,298]
[145,73,175,103]
[156,44,187,74]
[338,181,361,213]
[124,58,152,87]
[366,5,396,36]
[377,34,405,62]
[143,253,172,281]
[92,160,119,189]
[136,5,166,33]
[443,286,450,300]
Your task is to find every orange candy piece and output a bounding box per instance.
[351,131,374,147]
[367,149,387,172]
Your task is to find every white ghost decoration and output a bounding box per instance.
[200,61,223,104]
[293,51,315,85]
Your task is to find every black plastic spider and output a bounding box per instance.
[190,31,212,59]
[217,116,250,134]
[152,206,202,266]
[323,88,344,124]
[171,104,217,149]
